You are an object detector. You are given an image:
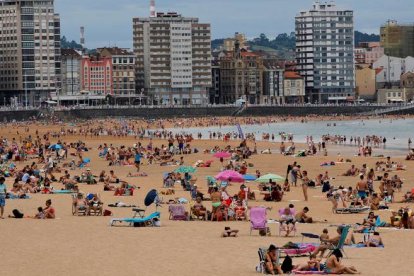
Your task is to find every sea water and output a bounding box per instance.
[165,118,414,155]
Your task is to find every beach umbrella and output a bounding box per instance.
[215,170,244,183]
[49,144,62,150]
[174,166,197,174]
[243,174,257,181]
[213,151,232,159]
[145,189,160,210]
[83,158,91,164]
[256,173,285,183]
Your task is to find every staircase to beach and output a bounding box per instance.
[232,104,247,116]
[359,104,414,116]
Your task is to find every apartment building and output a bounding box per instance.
[219,42,264,104]
[381,20,414,58]
[133,12,211,105]
[295,1,355,103]
[98,47,136,97]
[0,0,60,105]
[355,42,384,65]
[61,48,81,96]
[81,55,112,95]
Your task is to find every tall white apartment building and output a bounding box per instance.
[0,0,60,106]
[295,1,355,103]
[133,12,211,105]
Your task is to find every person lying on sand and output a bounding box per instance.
[222,226,239,237]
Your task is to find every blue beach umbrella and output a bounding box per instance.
[49,144,62,150]
[243,174,257,181]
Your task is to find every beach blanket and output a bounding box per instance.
[292,271,326,275]
[52,190,74,194]
[281,243,316,256]
[294,242,384,249]
[346,243,384,248]
[7,194,31,199]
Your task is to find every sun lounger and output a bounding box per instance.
[335,206,370,214]
[110,211,161,226]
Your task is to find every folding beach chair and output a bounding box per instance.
[168,204,189,221]
[110,211,161,227]
[327,225,351,258]
[250,207,268,235]
[257,247,281,274]
[362,216,386,242]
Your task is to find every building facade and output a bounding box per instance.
[262,61,284,105]
[98,47,136,98]
[81,56,112,95]
[295,1,355,103]
[210,61,221,104]
[283,71,305,103]
[133,12,211,105]
[220,45,264,105]
[380,20,414,58]
[223,32,247,52]
[373,55,414,88]
[354,42,384,65]
[355,65,376,101]
[61,49,81,96]
[0,0,60,106]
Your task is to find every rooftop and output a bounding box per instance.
[284,71,303,79]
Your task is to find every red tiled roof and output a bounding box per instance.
[241,51,259,57]
[284,71,303,79]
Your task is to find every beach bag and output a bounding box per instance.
[12,209,24,219]
[103,210,112,216]
[281,255,293,273]
[322,181,331,193]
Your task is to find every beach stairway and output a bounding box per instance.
[232,104,247,116]
[359,104,414,116]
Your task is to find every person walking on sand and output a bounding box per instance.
[301,170,310,201]
[0,177,7,219]
[134,150,142,172]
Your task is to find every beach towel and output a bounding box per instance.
[52,190,74,194]
[281,244,316,256]
[292,270,326,275]
[345,243,384,248]
[7,194,31,199]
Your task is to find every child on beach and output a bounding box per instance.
[318,229,330,257]
[34,207,45,219]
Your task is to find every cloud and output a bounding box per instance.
[55,0,414,48]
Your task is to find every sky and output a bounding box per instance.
[55,0,414,49]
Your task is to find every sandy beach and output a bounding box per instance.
[1,121,414,276]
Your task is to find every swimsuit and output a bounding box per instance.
[358,190,367,198]
[212,202,221,208]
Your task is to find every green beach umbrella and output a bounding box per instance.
[256,173,285,183]
[174,166,197,174]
